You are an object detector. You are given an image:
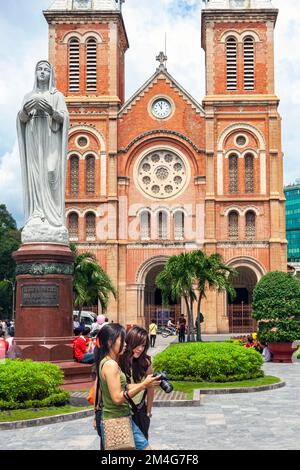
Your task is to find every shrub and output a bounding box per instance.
[0,360,70,410]
[153,342,264,382]
[252,272,300,343]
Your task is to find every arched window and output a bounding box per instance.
[226,37,237,90]
[140,211,151,240]
[68,212,79,240]
[85,212,96,239]
[174,211,185,240]
[244,36,255,90]
[86,155,95,194]
[69,38,80,92]
[70,155,79,195]
[228,211,239,240]
[158,212,168,240]
[245,153,254,193]
[229,154,238,193]
[86,38,97,92]
[245,211,256,239]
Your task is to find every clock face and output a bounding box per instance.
[73,0,92,9]
[152,99,172,119]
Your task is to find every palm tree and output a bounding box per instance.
[190,251,237,341]
[70,244,117,322]
[156,253,196,342]
[156,250,237,342]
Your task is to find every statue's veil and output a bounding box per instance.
[33,60,56,94]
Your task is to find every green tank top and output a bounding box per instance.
[99,357,131,421]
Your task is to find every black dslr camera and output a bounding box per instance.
[153,371,173,394]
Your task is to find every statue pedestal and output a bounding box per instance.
[12,244,75,362]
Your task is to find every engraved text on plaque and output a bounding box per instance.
[21,285,59,307]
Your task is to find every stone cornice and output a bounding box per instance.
[66,96,121,105]
[201,9,278,49]
[217,241,269,248]
[203,94,280,107]
[118,130,205,154]
[43,10,129,50]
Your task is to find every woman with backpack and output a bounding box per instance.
[120,326,154,440]
[94,323,160,450]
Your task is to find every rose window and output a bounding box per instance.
[136,150,188,199]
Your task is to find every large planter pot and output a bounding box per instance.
[268,342,298,363]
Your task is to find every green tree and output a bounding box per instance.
[71,244,117,322]
[191,251,237,341]
[156,250,237,342]
[156,253,196,341]
[252,271,300,343]
[0,205,21,318]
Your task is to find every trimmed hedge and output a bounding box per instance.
[153,342,264,382]
[0,360,70,410]
[252,272,300,343]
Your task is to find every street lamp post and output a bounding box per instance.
[4,279,15,322]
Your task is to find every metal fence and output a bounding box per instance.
[228,304,257,334]
[144,305,182,330]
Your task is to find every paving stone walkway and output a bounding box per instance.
[1,362,299,450]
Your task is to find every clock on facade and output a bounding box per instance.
[73,0,92,9]
[151,98,172,119]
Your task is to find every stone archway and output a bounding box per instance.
[227,258,265,334]
[136,256,181,328]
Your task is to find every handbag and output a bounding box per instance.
[103,416,135,451]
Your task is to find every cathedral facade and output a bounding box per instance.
[44,0,286,333]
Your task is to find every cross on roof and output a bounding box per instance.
[156,51,167,69]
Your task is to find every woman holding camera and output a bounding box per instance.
[120,326,155,440]
[95,323,160,450]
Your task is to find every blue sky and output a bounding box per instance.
[0,0,299,227]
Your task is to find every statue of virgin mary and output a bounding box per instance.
[17,60,69,245]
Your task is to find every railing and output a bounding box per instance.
[144,305,182,330]
[228,304,257,334]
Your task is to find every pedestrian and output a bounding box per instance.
[148,319,158,348]
[91,317,100,337]
[94,323,160,450]
[120,326,154,440]
[79,318,86,333]
[178,314,186,343]
[73,316,80,333]
[73,327,94,364]
[262,343,272,362]
[0,331,9,359]
[245,336,255,348]
[6,330,16,359]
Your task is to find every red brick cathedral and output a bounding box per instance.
[44,0,286,333]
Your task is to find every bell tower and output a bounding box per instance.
[43,0,129,322]
[201,0,287,273]
[44,0,128,102]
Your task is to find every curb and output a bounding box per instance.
[0,408,94,431]
[70,391,202,408]
[196,380,286,395]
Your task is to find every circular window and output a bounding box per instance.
[77,136,88,148]
[136,149,188,199]
[235,135,247,147]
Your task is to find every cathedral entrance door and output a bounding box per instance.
[228,266,258,334]
[143,263,181,329]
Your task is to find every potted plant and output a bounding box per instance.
[252,271,300,363]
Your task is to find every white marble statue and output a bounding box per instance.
[17,60,69,245]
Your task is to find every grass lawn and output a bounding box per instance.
[173,375,282,399]
[0,405,92,423]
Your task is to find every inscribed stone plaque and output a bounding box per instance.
[21,285,59,307]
